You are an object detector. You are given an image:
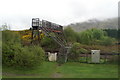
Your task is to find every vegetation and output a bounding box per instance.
[41,36,59,51]
[2,30,45,68]
[1,20,119,78]
[68,43,80,61]
[14,46,45,68]
[79,28,116,45]
[3,62,118,78]
[100,36,116,46]
[64,27,79,43]
[103,29,120,40]
[2,30,21,66]
[64,27,116,46]
[18,27,117,53]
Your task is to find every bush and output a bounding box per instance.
[41,36,59,50]
[2,31,45,68]
[100,37,116,46]
[68,42,81,61]
[14,46,45,68]
[79,48,88,54]
[68,42,88,62]
[2,43,20,66]
[2,31,21,66]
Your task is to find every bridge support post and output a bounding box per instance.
[57,46,71,64]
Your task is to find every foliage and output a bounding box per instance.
[78,29,93,45]
[77,44,119,54]
[79,48,88,54]
[21,32,32,42]
[78,28,116,45]
[2,30,21,66]
[14,46,45,68]
[91,28,106,40]
[2,31,45,68]
[68,42,81,61]
[18,30,32,45]
[2,30,21,44]
[68,42,88,62]
[62,27,116,46]
[64,27,79,43]
[103,29,119,40]
[78,28,105,45]
[40,36,59,50]
[63,27,116,46]
[19,30,45,46]
[100,36,116,46]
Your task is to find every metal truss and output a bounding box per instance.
[31,18,71,63]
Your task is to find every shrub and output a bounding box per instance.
[2,31,45,68]
[100,37,116,46]
[68,42,81,61]
[2,31,21,66]
[41,36,59,50]
[79,48,88,54]
[14,46,45,68]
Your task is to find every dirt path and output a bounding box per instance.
[50,64,63,78]
[51,72,63,78]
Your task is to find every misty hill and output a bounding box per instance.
[67,18,118,32]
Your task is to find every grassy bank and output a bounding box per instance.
[2,62,118,78]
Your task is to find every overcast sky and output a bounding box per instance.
[0,0,119,30]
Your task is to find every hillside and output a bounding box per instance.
[67,18,118,32]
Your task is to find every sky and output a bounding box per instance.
[0,0,119,30]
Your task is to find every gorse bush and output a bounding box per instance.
[2,31,45,68]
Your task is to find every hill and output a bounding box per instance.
[67,17,118,32]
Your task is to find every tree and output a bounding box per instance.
[64,27,79,43]
[78,28,114,45]
[78,29,93,45]
[0,23,10,31]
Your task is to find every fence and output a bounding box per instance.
[79,53,119,63]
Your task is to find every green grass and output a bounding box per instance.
[2,62,118,78]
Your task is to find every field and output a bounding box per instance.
[2,62,118,78]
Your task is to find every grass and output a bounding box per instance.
[2,62,118,78]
